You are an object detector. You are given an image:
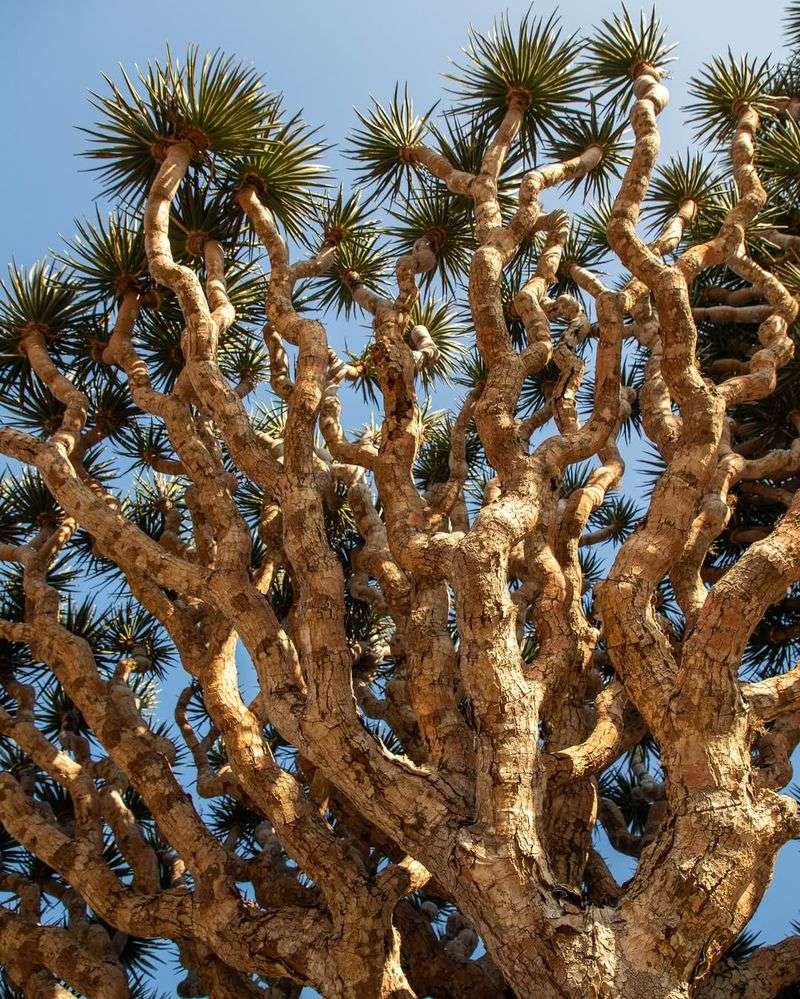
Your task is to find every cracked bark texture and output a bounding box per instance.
[2,8,800,998]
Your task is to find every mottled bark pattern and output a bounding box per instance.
[2,17,800,999]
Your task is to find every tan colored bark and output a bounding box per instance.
[4,29,800,999]
[697,936,800,998]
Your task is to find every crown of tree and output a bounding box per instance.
[3,6,800,998]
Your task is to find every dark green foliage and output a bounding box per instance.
[307,234,389,318]
[446,12,585,156]
[577,359,644,443]
[87,377,140,440]
[413,411,482,491]
[0,262,86,391]
[0,379,66,439]
[583,5,676,109]
[517,359,559,417]
[387,182,474,294]
[60,211,150,305]
[686,52,772,145]
[102,603,176,679]
[597,769,651,836]
[758,118,800,200]
[221,112,330,239]
[82,47,278,202]
[304,187,379,252]
[133,309,186,391]
[690,179,785,247]
[721,928,763,964]
[0,261,85,339]
[116,420,177,472]
[643,153,722,234]
[207,795,265,856]
[741,582,800,678]
[219,335,269,389]
[545,102,630,198]
[169,179,244,257]
[428,114,523,194]
[786,2,800,49]
[554,222,613,299]
[410,299,467,390]
[586,495,642,546]
[347,87,434,198]
[2,469,62,531]
[574,199,616,257]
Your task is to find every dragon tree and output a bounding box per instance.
[4,4,800,997]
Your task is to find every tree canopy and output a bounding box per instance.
[3,4,800,997]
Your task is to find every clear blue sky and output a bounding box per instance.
[1,0,797,994]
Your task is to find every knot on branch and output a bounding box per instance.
[185,230,209,257]
[505,86,532,111]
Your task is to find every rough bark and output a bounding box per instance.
[2,15,800,999]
